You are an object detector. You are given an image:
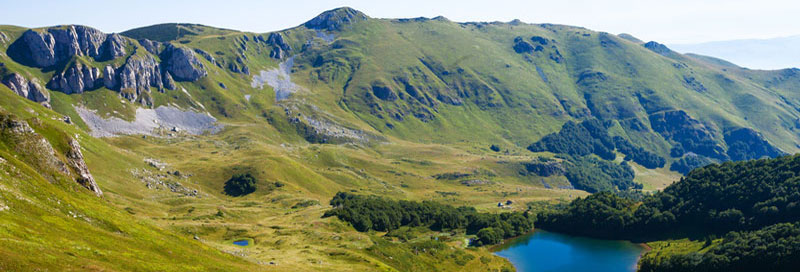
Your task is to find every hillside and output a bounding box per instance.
[1,6,800,271]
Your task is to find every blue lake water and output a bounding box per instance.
[233,239,249,246]
[493,230,644,272]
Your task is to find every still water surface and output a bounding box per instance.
[493,230,644,272]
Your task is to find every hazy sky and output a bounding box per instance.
[1,0,798,44]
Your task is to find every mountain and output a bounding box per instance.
[1,6,800,271]
[670,35,800,70]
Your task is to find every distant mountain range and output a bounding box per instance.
[670,35,800,70]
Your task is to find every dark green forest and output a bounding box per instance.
[323,192,534,246]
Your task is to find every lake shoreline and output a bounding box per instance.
[493,229,647,272]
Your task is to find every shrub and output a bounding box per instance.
[224,173,257,196]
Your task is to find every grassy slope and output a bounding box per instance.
[0,86,259,271]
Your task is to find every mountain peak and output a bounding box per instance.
[304,7,369,31]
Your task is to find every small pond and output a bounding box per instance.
[233,239,250,246]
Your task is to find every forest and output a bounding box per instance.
[324,192,534,246]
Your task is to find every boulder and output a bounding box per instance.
[48,62,102,94]
[2,73,50,104]
[162,45,207,81]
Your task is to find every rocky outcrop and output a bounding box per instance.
[162,44,206,81]
[371,82,398,101]
[10,25,127,68]
[102,65,117,89]
[304,7,368,31]
[48,62,102,94]
[0,113,102,196]
[267,33,291,59]
[193,48,216,64]
[138,38,163,55]
[2,73,50,105]
[512,36,535,54]
[163,73,176,90]
[115,54,165,101]
[0,114,69,177]
[0,31,8,44]
[643,41,675,57]
[66,139,103,196]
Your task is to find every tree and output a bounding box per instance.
[476,227,503,246]
[224,173,257,196]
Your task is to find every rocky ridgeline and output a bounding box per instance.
[10,25,126,67]
[6,25,206,105]
[0,113,101,196]
[66,139,103,196]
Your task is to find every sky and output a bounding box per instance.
[1,0,799,44]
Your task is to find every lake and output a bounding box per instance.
[493,230,644,272]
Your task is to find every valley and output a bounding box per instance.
[0,6,799,272]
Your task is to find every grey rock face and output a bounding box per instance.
[138,39,163,55]
[48,62,102,94]
[2,73,50,104]
[163,72,176,90]
[19,29,57,67]
[102,33,127,60]
[13,26,127,67]
[304,7,368,31]
[66,139,103,196]
[103,65,117,89]
[117,54,164,101]
[0,31,8,44]
[162,45,206,81]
